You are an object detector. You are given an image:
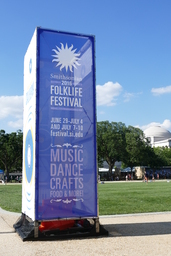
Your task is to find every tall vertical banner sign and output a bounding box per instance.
[22,28,97,221]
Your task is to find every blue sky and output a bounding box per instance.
[0,0,171,133]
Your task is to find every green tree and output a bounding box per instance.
[123,126,150,171]
[153,147,169,167]
[162,147,171,166]
[97,121,126,176]
[0,130,23,178]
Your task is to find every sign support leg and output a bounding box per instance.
[34,221,39,238]
[95,217,100,233]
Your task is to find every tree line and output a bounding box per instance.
[0,130,23,178]
[0,122,171,177]
[97,121,171,176]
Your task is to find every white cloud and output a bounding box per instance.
[123,92,134,102]
[96,81,122,106]
[162,119,171,131]
[139,119,171,132]
[99,111,105,115]
[123,92,142,102]
[151,85,171,96]
[8,119,23,129]
[0,96,23,131]
[0,96,23,119]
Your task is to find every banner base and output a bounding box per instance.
[13,214,108,241]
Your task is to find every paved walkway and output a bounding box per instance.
[0,207,171,255]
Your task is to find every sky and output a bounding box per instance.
[0,0,171,133]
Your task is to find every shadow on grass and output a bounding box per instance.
[103,222,171,237]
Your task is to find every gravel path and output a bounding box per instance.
[0,207,171,256]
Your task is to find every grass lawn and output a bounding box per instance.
[99,181,171,215]
[0,184,22,213]
[0,181,171,215]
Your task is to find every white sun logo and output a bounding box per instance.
[52,43,81,72]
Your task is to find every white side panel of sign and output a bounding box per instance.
[22,29,37,221]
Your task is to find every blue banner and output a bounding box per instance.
[36,28,97,220]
